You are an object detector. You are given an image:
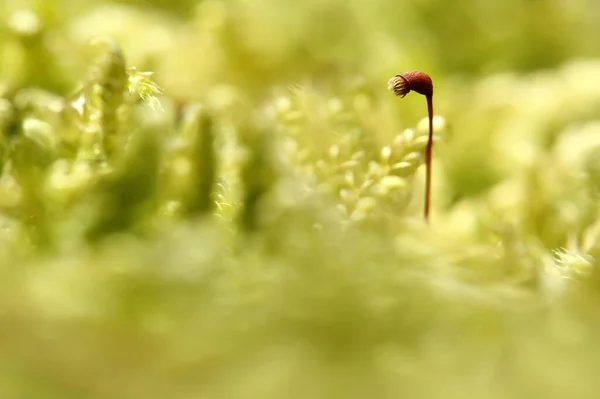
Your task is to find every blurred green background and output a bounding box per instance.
[2,0,600,398]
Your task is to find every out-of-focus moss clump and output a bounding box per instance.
[1,0,600,398]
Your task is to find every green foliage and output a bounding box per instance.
[1,1,600,398]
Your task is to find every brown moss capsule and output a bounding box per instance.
[388,71,433,98]
[388,70,434,222]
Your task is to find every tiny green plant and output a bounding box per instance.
[388,71,434,221]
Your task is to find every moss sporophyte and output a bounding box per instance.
[388,71,434,222]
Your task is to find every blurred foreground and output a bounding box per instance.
[1,0,600,398]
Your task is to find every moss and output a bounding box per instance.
[0,1,600,398]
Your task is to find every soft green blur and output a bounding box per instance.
[1,0,600,398]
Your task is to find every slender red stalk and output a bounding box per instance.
[388,71,434,222]
[424,94,433,221]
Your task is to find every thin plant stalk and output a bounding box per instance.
[388,71,434,222]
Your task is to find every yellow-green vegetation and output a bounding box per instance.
[2,0,600,397]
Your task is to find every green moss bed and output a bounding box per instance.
[1,1,600,398]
